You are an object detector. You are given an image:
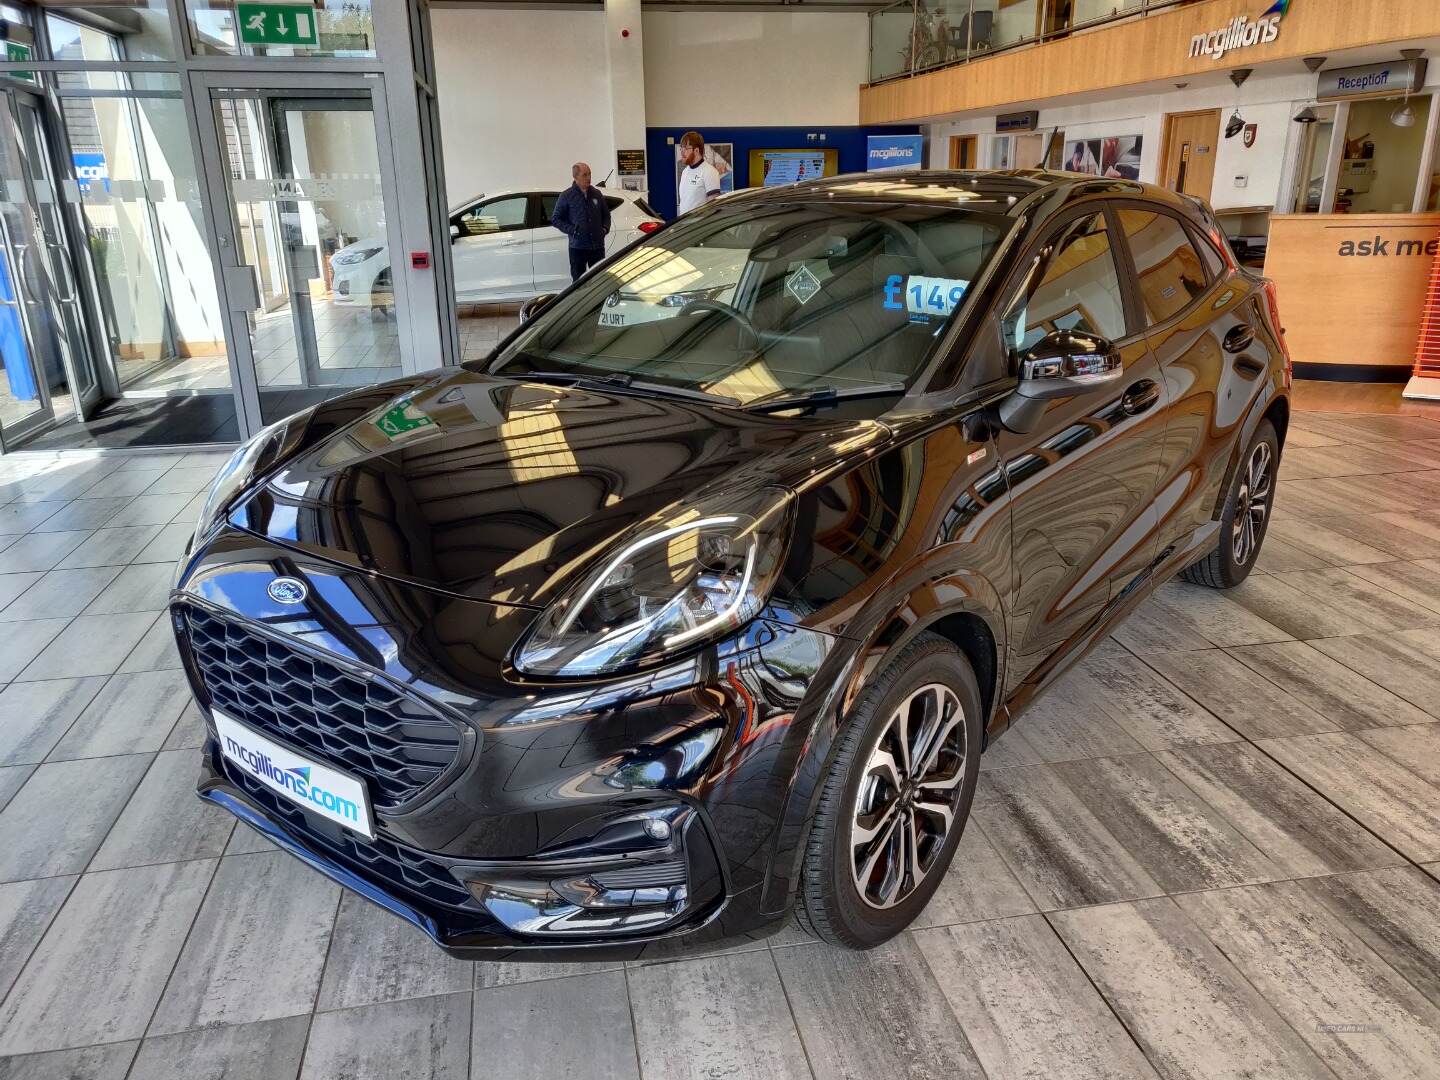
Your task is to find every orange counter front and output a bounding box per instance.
[1263,213,1440,380]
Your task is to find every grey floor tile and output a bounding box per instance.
[1358,722,1440,785]
[1051,753,1282,893]
[0,501,62,535]
[131,522,193,564]
[54,526,163,570]
[116,613,181,673]
[31,498,130,534]
[1225,639,1436,728]
[1272,566,1440,633]
[1343,560,1440,615]
[0,755,151,881]
[142,466,219,496]
[1112,596,1216,653]
[628,949,811,1080]
[93,469,168,498]
[150,850,341,1034]
[774,932,986,1079]
[977,724,1045,771]
[0,619,69,681]
[162,701,207,750]
[1050,897,1336,1080]
[1264,515,1400,566]
[1262,732,1440,862]
[1178,881,1440,1080]
[1319,511,1440,560]
[0,677,106,766]
[1000,677,1149,761]
[17,611,160,681]
[0,859,215,1054]
[911,822,1036,929]
[99,492,195,530]
[0,531,90,574]
[974,766,1164,911]
[1150,580,1294,647]
[917,915,1160,1080]
[474,956,622,988]
[0,766,32,813]
[83,562,174,616]
[0,1041,137,1080]
[1158,741,1402,877]
[302,992,471,1080]
[1228,572,1399,639]
[1302,867,1440,1007]
[0,876,75,1001]
[1252,534,1333,574]
[1144,647,1336,740]
[0,566,121,623]
[129,1016,309,1080]
[473,972,635,1080]
[0,571,41,611]
[1065,651,1240,749]
[48,670,192,760]
[88,750,234,872]
[1310,631,1440,716]
[317,892,473,1011]
[223,820,277,855]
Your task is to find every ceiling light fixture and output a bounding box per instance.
[1293,106,1319,124]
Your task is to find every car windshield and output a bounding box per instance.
[490,198,1011,406]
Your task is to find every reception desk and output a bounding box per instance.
[1263,213,1440,381]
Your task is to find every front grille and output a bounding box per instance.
[184,605,467,807]
[230,767,477,910]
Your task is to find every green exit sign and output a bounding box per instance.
[235,2,319,47]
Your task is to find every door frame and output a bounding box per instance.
[187,69,408,439]
[1159,108,1221,200]
[948,135,977,169]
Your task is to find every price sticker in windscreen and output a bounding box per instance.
[882,275,970,320]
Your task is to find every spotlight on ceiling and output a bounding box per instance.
[1293,106,1319,124]
[1392,102,1418,127]
[1225,111,1245,138]
[1302,56,1327,74]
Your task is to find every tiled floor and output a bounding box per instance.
[0,402,1439,1079]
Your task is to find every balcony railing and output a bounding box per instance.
[868,0,1191,84]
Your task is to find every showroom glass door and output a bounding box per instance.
[193,73,404,433]
[0,85,97,449]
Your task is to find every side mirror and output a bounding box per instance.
[450,223,462,241]
[519,293,557,324]
[998,329,1122,434]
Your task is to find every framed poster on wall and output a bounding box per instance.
[1062,135,1142,179]
[675,143,735,194]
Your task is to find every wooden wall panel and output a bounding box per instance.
[1264,214,1440,368]
[861,0,1440,124]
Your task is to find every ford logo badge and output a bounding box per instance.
[267,577,308,605]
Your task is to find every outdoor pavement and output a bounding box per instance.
[0,404,1439,1079]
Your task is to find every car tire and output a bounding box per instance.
[1180,418,1279,589]
[795,631,983,949]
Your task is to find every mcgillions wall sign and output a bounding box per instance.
[1189,0,1288,62]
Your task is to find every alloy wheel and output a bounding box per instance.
[849,682,967,909]
[1231,441,1273,566]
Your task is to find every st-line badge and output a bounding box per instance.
[267,576,308,604]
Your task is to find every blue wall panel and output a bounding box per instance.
[643,125,922,219]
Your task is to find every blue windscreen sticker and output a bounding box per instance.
[883,275,970,318]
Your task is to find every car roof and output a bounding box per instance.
[722,169,1205,224]
[449,187,641,213]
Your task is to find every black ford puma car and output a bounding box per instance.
[174,171,1288,959]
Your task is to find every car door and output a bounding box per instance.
[1113,204,1276,568]
[532,192,572,295]
[992,205,1171,696]
[451,194,534,301]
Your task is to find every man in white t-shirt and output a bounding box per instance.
[676,131,722,216]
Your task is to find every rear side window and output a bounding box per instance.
[1007,212,1128,351]
[1117,209,1211,325]
[604,196,623,211]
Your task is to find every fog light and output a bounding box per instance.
[643,818,672,841]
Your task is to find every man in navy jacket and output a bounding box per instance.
[551,162,611,281]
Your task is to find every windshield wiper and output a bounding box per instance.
[504,369,740,408]
[745,383,906,414]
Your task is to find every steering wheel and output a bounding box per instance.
[677,298,759,352]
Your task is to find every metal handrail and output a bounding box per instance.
[869,0,1193,85]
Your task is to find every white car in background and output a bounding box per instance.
[329,188,663,309]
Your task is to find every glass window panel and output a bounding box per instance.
[187,1,377,59]
[1118,209,1209,325]
[1290,104,1336,213]
[1011,213,1127,349]
[45,5,176,62]
[1335,95,1431,214]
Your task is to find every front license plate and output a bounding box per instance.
[215,710,375,839]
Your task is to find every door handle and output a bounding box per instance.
[499,239,526,248]
[1121,379,1161,415]
[1223,324,1255,354]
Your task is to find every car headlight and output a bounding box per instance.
[192,408,315,543]
[332,247,383,268]
[513,490,793,678]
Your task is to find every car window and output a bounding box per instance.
[1117,209,1211,325]
[493,200,1011,405]
[1006,213,1128,352]
[458,195,529,236]
[604,196,623,212]
[540,193,559,222]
